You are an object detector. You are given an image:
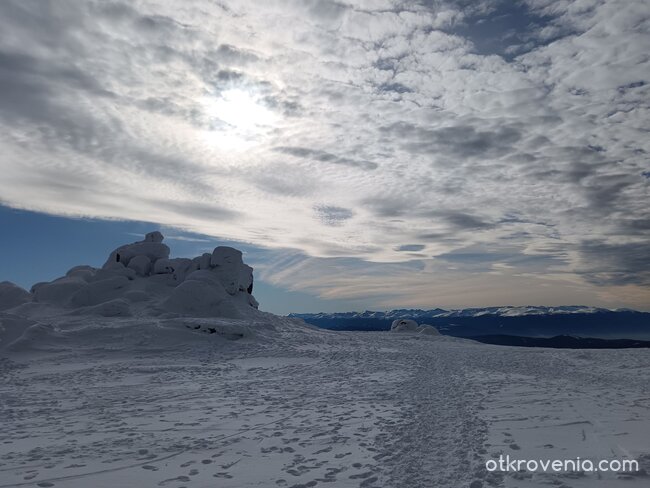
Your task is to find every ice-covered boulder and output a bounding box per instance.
[211,246,246,295]
[153,258,175,274]
[390,319,440,335]
[390,318,419,332]
[0,281,33,311]
[171,258,193,274]
[66,265,96,282]
[70,276,130,307]
[103,233,170,269]
[198,253,212,270]
[163,278,240,318]
[239,264,254,294]
[93,262,136,281]
[417,324,440,335]
[210,246,243,268]
[127,255,151,276]
[184,269,223,287]
[144,231,163,243]
[246,292,259,309]
[152,258,193,285]
[32,276,86,305]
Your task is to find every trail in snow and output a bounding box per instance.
[1,320,649,488]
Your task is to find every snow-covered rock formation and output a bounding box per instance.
[390,319,440,335]
[417,324,440,335]
[1,232,260,320]
[390,318,419,332]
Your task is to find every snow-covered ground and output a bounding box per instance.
[1,315,648,488]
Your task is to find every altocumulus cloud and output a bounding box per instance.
[0,0,649,308]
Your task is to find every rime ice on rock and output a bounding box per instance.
[0,231,260,319]
[417,324,440,335]
[144,231,164,243]
[153,258,174,274]
[390,319,440,335]
[210,247,245,294]
[103,233,171,269]
[390,319,419,332]
[127,255,151,276]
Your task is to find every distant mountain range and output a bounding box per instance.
[290,306,650,340]
[469,335,650,349]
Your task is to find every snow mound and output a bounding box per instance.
[417,324,440,335]
[390,319,440,335]
[0,282,33,310]
[0,232,261,321]
[4,317,260,353]
[391,318,419,332]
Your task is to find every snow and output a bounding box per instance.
[0,282,32,311]
[103,233,170,269]
[210,246,249,295]
[69,276,130,307]
[152,257,174,274]
[417,324,440,335]
[2,232,261,321]
[0,233,648,488]
[390,319,440,336]
[390,318,419,332]
[127,255,151,276]
[1,321,647,488]
[164,278,236,318]
[31,276,87,305]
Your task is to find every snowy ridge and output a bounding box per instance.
[290,305,617,320]
[291,306,650,339]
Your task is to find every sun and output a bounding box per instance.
[201,89,278,149]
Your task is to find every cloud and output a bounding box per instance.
[577,240,650,287]
[0,0,648,308]
[380,122,522,159]
[395,244,425,252]
[274,146,378,171]
[314,205,354,226]
[426,210,494,230]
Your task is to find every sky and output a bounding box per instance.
[0,0,649,313]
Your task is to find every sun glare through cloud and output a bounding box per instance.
[201,88,279,150]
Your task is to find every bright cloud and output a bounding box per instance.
[0,0,648,309]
